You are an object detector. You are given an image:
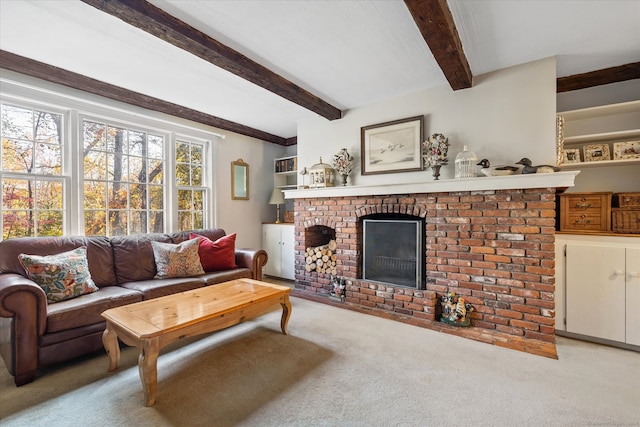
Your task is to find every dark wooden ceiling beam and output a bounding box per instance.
[0,50,288,145]
[81,0,342,122]
[557,62,640,93]
[404,0,472,90]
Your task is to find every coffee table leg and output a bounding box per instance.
[102,322,120,371]
[280,295,292,335]
[138,337,160,406]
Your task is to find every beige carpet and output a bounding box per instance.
[0,297,638,427]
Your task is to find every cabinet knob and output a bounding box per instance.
[628,272,639,278]
[614,270,624,276]
[575,202,592,208]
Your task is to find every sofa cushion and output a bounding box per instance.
[120,277,205,300]
[111,233,172,283]
[18,247,99,303]
[45,286,142,333]
[151,239,204,279]
[0,236,117,287]
[170,228,226,245]
[201,268,252,286]
[189,232,237,272]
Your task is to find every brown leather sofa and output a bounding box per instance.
[0,229,268,386]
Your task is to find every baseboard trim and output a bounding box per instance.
[555,330,640,352]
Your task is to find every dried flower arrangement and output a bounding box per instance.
[332,148,354,175]
[423,133,450,168]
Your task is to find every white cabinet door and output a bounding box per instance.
[625,248,640,346]
[262,224,295,280]
[263,224,283,277]
[566,244,626,342]
[280,225,295,280]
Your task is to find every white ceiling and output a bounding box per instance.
[1,0,639,141]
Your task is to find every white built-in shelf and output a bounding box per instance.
[563,129,640,145]
[274,155,298,190]
[283,171,580,199]
[557,100,640,168]
[559,158,640,170]
[559,100,640,121]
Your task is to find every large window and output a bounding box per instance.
[1,95,214,240]
[1,103,65,239]
[176,139,207,231]
[83,120,165,236]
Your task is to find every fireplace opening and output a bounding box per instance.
[305,225,336,248]
[362,214,425,289]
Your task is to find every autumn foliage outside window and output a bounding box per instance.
[1,104,64,239]
[1,98,211,240]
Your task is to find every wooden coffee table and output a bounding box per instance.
[101,278,291,406]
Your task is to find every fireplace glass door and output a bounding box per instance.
[362,219,423,288]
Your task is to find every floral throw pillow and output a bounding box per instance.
[18,247,99,304]
[151,238,205,279]
[189,232,237,272]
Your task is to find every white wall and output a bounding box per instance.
[297,57,557,185]
[215,133,284,249]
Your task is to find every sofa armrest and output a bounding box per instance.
[0,273,48,385]
[235,249,268,281]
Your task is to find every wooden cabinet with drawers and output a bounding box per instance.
[558,192,612,232]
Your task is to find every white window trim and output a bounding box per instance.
[1,72,221,237]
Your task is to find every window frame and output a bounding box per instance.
[1,80,219,240]
[1,99,71,238]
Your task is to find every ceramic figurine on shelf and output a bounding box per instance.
[476,159,520,176]
[516,158,560,174]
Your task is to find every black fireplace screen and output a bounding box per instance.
[362,218,424,289]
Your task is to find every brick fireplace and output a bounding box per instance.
[286,173,578,358]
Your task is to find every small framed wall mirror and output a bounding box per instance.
[231,158,249,200]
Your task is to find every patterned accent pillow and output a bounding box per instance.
[151,238,205,279]
[18,247,99,303]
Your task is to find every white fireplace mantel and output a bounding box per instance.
[283,171,580,199]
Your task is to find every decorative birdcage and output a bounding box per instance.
[309,157,335,188]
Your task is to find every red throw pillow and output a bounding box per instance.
[189,233,237,272]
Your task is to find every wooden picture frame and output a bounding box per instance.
[361,116,424,175]
[231,158,249,200]
[613,140,640,160]
[562,148,581,164]
[583,144,610,162]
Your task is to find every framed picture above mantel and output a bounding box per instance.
[360,115,424,175]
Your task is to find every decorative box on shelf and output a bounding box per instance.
[612,209,640,234]
[558,192,612,233]
[614,192,640,208]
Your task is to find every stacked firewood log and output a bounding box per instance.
[304,240,338,275]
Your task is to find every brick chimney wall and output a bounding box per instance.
[292,188,558,358]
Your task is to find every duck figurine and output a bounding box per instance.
[515,158,560,174]
[476,159,520,176]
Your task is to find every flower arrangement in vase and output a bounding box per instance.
[332,148,354,186]
[423,133,450,180]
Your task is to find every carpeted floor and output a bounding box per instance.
[0,296,638,427]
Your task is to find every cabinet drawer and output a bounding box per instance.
[563,212,606,231]
[558,192,612,232]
